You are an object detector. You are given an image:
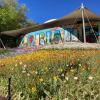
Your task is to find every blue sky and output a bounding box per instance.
[19,0,100,24]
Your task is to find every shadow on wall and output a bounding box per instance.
[0,35,17,48]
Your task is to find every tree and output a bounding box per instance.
[0,0,37,32]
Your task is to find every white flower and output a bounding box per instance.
[66,64,69,67]
[65,77,69,81]
[63,98,68,100]
[64,80,66,83]
[27,73,30,77]
[35,71,38,74]
[61,73,64,77]
[70,69,74,72]
[11,68,14,70]
[79,64,81,67]
[71,67,73,69]
[88,76,93,80]
[15,64,18,67]
[22,70,26,73]
[77,59,80,61]
[74,77,78,80]
[23,64,27,68]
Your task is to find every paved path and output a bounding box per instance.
[43,42,100,49]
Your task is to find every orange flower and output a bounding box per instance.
[92,68,97,73]
[31,70,35,75]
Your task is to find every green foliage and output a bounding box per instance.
[0,49,10,55]
[0,0,36,32]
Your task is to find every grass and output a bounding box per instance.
[0,49,100,100]
[0,49,10,55]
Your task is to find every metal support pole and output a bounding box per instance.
[81,3,86,43]
[0,38,6,49]
[7,78,11,100]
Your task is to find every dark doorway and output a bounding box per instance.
[85,26,98,43]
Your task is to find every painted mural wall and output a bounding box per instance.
[20,27,79,48]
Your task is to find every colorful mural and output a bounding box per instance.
[20,27,79,48]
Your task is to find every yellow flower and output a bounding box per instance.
[39,78,44,82]
[82,68,85,71]
[52,97,56,100]
[19,62,23,65]
[32,86,36,93]
[44,67,47,70]
[53,76,57,81]
[59,68,63,72]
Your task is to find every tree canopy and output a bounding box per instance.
[0,0,37,32]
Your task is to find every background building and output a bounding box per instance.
[0,5,100,48]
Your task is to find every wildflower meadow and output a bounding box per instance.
[0,49,100,100]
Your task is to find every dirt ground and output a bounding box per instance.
[0,42,100,59]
